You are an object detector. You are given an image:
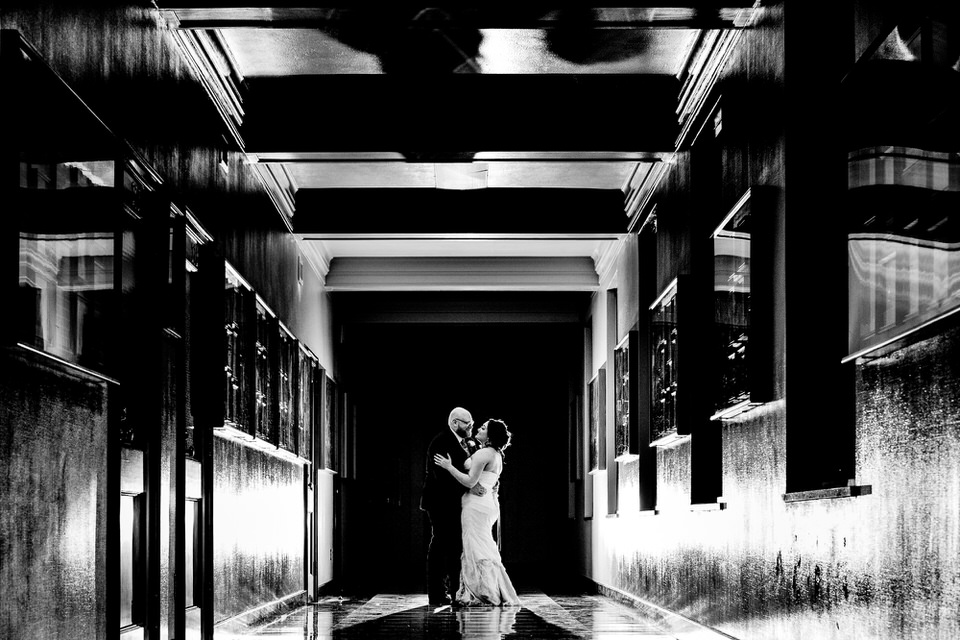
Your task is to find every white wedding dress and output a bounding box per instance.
[456,455,521,606]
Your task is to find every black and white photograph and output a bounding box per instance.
[2,3,959,640]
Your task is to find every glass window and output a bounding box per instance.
[277,325,297,452]
[17,160,118,372]
[846,147,960,358]
[298,350,318,460]
[254,299,275,442]
[119,494,135,627]
[650,280,678,442]
[184,499,200,608]
[613,332,638,462]
[224,265,251,430]
[119,493,143,629]
[712,196,752,416]
[588,367,606,473]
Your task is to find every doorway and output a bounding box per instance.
[338,321,581,594]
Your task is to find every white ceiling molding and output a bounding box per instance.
[163,22,246,149]
[593,234,631,286]
[675,22,751,149]
[248,161,298,230]
[299,240,331,285]
[324,257,600,291]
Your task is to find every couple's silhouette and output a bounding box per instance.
[420,407,520,608]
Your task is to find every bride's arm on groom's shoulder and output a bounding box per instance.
[434,449,490,488]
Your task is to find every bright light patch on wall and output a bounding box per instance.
[477,29,534,73]
[435,163,489,190]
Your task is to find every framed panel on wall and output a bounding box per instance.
[614,330,640,462]
[253,297,277,444]
[588,366,606,473]
[223,263,253,432]
[297,345,320,462]
[650,279,683,447]
[277,322,298,454]
[322,374,337,472]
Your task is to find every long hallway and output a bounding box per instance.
[4,5,960,640]
[225,591,729,639]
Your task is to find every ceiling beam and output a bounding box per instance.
[160,6,760,30]
[324,257,601,291]
[241,74,681,155]
[293,188,627,235]
[247,151,668,163]
[331,290,591,323]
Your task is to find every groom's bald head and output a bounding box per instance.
[449,407,473,437]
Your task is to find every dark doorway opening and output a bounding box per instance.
[338,320,582,595]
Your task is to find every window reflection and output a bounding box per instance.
[713,200,751,415]
[17,160,117,372]
[847,147,960,357]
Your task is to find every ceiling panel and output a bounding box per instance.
[281,161,646,190]
[220,27,700,76]
[157,5,753,282]
[308,238,614,259]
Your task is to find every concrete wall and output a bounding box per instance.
[212,436,305,624]
[582,327,960,640]
[0,349,109,640]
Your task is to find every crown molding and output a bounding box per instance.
[298,240,331,285]
[164,19,246,149]
[593,235,631,286]
[248,160,298,231]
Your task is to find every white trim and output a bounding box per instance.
[214,425,311,465]
[712,187,753,238]
[842,305,960,363]
[15,343,119,385]
[299,241,331,284]
[593,582,739,639]
[649,277,679,311]
[593,236,626,285]
[323,256,600,291]
[213,591,307,630]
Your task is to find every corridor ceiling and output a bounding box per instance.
[158,5,759,290]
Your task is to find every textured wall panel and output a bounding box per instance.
[0,350,108,640]
[213,435,305,624]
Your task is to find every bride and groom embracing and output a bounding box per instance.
[420,407,521,609]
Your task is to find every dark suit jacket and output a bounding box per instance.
[420,428,471,514]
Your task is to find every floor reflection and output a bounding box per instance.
[455,605,519,639]
[222,591,693,638]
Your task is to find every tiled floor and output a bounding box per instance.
[224,590,718,639]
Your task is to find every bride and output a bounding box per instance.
[434,419,521,607]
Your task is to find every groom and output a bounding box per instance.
[420,406,485,607]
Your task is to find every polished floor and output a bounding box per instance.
[224,591,733,639]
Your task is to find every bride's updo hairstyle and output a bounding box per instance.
[484,419,512,454]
